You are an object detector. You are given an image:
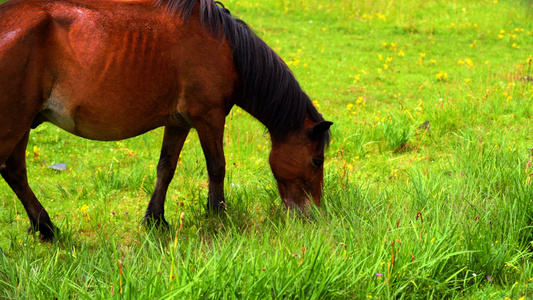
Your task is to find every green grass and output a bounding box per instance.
[1,0,533,298]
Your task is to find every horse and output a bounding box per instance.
[0,0,332,241]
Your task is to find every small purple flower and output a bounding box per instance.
[124,211,129,215]
[376,273,383,277]
[111,211,116,215]
[487,276,492,282]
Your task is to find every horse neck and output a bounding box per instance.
[232,43,313,140]
[236,86,311,141]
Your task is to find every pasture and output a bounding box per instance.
[1,0,532,298]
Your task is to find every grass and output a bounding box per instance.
[1,0,533,298]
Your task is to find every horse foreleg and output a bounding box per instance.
[194,115,226,213]
[144,126,190,228]
[0,131,56,241]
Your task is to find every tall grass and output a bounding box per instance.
[1,0,533,298]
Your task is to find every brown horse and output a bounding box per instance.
[0,0,332,241]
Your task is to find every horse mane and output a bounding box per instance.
[156,0,330,145]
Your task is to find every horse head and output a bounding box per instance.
[269,119,333,211]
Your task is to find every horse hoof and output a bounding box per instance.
[28,224,57,242]
[206,200,226,214]
[143,214,170,229]
[39,232,55,242]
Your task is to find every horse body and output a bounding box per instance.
[0,0,331,241]
[3,0,236,141]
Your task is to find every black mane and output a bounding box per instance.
[156,0,329,144]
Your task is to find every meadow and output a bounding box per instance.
[1,0,533,298]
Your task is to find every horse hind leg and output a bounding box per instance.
[0,131,56,241]
[144,126,190,228]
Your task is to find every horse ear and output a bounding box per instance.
[311,121,333,138]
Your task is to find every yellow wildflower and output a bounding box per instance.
[80,204,90,214]
[436,71,448,81]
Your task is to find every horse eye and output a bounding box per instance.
[312,159,324,167]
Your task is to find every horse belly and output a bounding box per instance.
[40,88,172,141]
